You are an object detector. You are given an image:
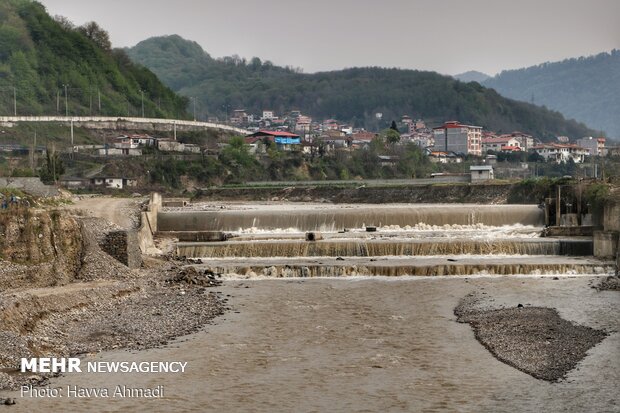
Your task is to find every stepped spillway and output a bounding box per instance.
[162,202,608,278]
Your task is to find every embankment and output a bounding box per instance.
[0,207,224,391]
[0,209,83,291]
[194,183,519,204]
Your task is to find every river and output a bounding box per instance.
[7,275,619,412]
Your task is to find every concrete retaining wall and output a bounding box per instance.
[0,177,59,197]
[594,231,619,259]
[594,196,620,259]
[604,200,620,232]
[137,192,162,254]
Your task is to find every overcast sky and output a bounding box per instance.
[38,0,619,76]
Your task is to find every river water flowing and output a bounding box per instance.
[6,202,618,412]
[7,276,619,412]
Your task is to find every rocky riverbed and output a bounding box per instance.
[454,292,609,381]
[0,209,225,391]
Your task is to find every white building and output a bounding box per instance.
[262,110,275,120]
[531,143,588,163]
[482,136,521,153]
[470,165,494,182]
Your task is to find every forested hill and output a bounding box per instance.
[483,50,620,138]
[127,35,596,140]
[0,0,187,118]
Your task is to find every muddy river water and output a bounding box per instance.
[8,275,619,412]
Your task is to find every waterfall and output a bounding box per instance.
[159,204,544,232]
[177,239,559,258]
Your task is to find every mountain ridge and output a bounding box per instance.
[483,50,619,138]
[126,35,597,140]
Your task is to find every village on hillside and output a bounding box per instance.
[1,109,616,191]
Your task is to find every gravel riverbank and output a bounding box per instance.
[455,293,609,381]
[0,210,226,391]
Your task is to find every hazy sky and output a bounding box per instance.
[38,0,619,76]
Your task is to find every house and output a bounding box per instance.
[350,131,377,144]
[481,136,521,153]
[98,147,142,156]
[576,137,606,156]
[113,134,156,149]
[427,151,462,164]
[499,145,522,153]
[531,143,588,163]
[59,177,89,189]
[157,140,184,152]
[183,144,201,153]
[320,130,349,148]
[505,132,534,150]
[470,165,494,182]
[432,121,482,156]
[262,110,275,120]
[231,109,247,124]
[295,115,312,133]
[322,119,339,131]
[404,133,434,148]
[90,176,138,189]
[378,155,398,166]
[245,130,301,151]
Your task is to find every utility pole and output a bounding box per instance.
[192,97,196,121]
[13,86,16,116]
[140,89,145,118]
[56,89,60,114]
[33,131,37,171]
[89,87,92,116]
[98,88,101,114]
[63,84,69,116]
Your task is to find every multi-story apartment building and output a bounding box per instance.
[432,121,482,156]
[576,137,606,156]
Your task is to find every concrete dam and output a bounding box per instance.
[158,204,545,232]
[156,202,609,277]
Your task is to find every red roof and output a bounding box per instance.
[433,121,482,130]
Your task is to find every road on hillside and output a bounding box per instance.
[67,196,139,229]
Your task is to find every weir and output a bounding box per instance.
[160,201,609,277]
[177,238,561,258]
[158,204,544,232]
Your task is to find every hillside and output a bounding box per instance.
[483,50,620,138]
[127,35,596,140]
[454,71,490,83]
[0,0,187,119]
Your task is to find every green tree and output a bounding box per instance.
[39,146,64,184]
[382,128,401,145]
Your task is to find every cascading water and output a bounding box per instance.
[177,239,561,258]
[162,203,607,277]
[158,204,545,232]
